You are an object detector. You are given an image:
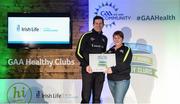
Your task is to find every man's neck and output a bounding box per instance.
[93,29,102,34]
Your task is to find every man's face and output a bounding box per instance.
[93,19,104,32]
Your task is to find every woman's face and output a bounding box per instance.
[113,35,123,46]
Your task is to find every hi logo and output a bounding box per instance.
[7,83,32,103]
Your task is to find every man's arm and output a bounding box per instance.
[75,33,89,68]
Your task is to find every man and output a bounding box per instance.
[76,16,107,103]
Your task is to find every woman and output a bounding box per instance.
[105,31,132,104]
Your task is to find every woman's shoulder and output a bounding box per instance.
[123,44,131,50]
[123,45,129,49]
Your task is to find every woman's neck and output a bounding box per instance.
[115,44,122,50]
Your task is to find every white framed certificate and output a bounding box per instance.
[89,54,116,72]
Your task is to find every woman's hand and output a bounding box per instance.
[105,67,112,74]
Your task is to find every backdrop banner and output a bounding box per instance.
[89,0,180,103]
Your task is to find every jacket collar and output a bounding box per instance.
[92,29,103,35]
[112,43,125,50]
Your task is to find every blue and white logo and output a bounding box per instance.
[17,25,20,32]
[94,2,131,28]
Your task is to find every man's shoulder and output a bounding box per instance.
[103,34,107,38]
[85,31,93,35]
[81,31,93,38]
[101,34,108,41]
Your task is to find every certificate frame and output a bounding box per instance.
[89,54,116,72]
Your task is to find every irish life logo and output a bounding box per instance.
[7,82,32,103]
[17,25,20,32]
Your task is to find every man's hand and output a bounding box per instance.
[86,65,92,74]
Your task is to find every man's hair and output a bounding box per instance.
[113,31,124,40]
[93,16,104,24]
